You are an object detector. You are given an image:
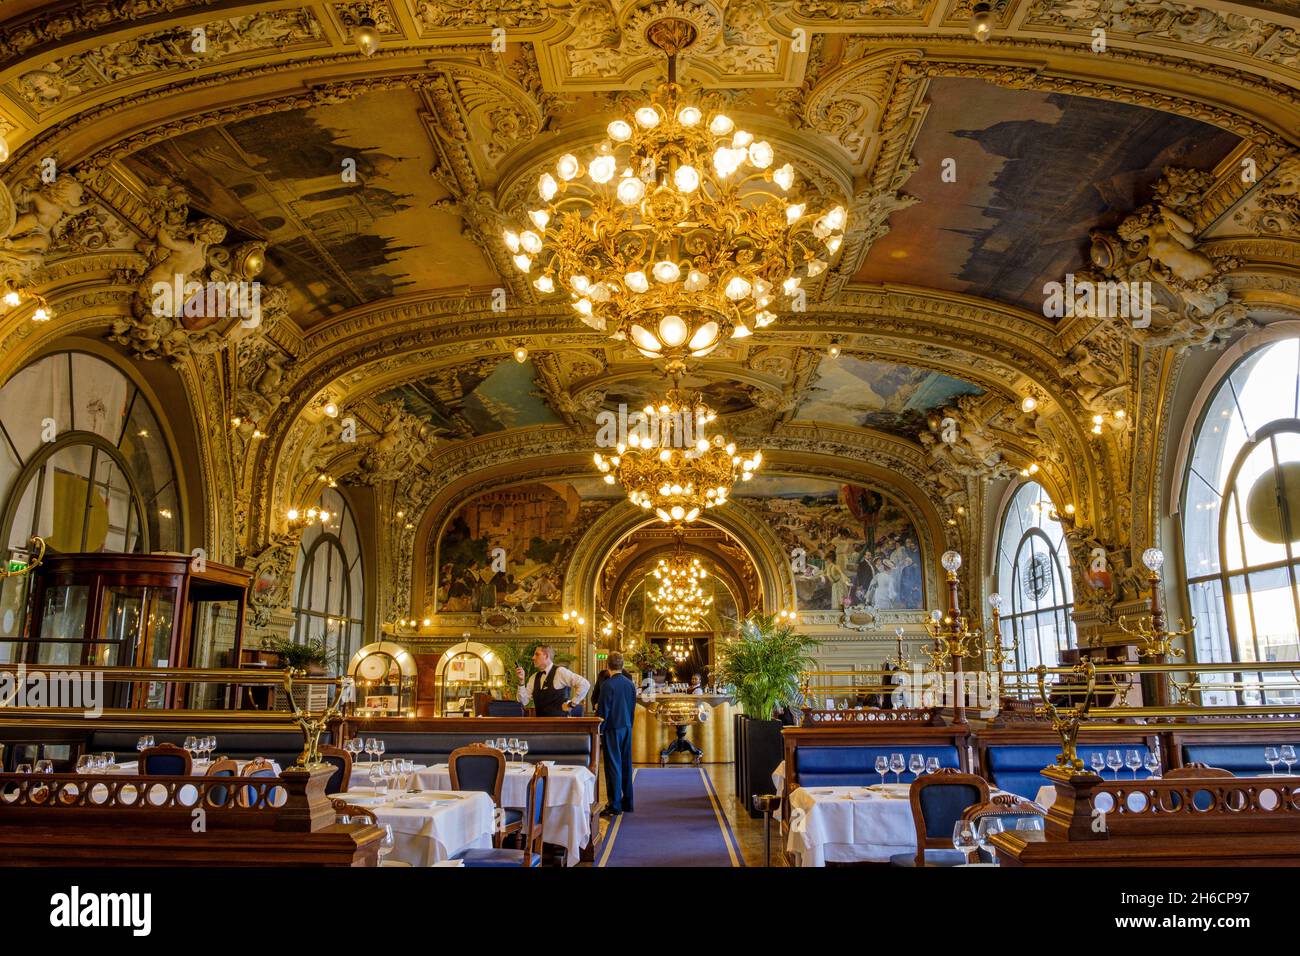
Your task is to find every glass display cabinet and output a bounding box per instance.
[347,641,418,717]
[434,640,505,716]
[22,553,250,709]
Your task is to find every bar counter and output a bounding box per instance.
[631,693,738,764]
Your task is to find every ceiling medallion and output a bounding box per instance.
[502,23,848,369]
[592,380,761,526]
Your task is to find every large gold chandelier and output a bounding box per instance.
[593,382,760,525]
[501,24,847,366]
[651,544,713,631]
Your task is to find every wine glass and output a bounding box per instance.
[874,755,889,786]
[365,738,378,764]
[1015,816,1045,833]
[1090,752,1105,778]
[135,736,149,758]
[93,754,108,773]
[34,760,53,774]
[1265,746,1280,774]
[495,737,508,753]
[1125,750,1142,780]
[952,820,979,863]
[518,740,529,762]
[889,752,905,785]
[183,736,197,759]
[374,739,386,762]
[1105,750,1123,780]
[975,817,1005,865]
[206,736,217,762]
[908,753,925,781]
[401,759,415,791]
[925,756,940,776]
[1281,745,1296,776]
[378,824,395,865]
[76,755,94,774]
[508,738,521,763]
[1143,752,1161,778]
[15,763,32,775]
[368,764,386,792]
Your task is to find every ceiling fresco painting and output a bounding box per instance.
[378,357,562,439]
[857,79,1242,314]
[792,356,983,436]
[124,88,497,325]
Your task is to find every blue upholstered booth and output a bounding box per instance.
[795,744,961,788]
[983,744,1156,799]
[1180,742,1300,775]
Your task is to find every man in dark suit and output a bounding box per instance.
[595,651,636,817]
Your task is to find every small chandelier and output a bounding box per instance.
[502,24,847,366]
[593,382,760,526]
[651,542,713,630]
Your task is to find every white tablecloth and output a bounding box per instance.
[785,785,918,866]
[339,789,495,866]
[412,762,596,866]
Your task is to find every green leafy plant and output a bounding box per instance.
[630,643,671,675]
[263,635,341,674]
[712,612,818,720]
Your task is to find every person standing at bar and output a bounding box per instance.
[596,651,635,816]
[516,645,590,717]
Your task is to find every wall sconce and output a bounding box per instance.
[1018,462,1040,478]
[286,506,332,528]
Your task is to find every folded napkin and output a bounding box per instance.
[392,797,442,809]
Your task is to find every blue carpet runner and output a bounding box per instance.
[598,767,743,867]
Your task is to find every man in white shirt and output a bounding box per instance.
[516,645,591,717]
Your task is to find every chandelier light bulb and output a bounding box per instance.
[503,230,520,253]
[1021,396,1038,413]
[635,106,661,128]
[732,323,752,339]
[533,275,554,293]
[825,236,843,254]
[1142,547,1165,572]
[571,275,591,294]
[674,164,700,193]
[710,114,735,135]
[574,297,593,315]
[748,141,774,168]
[989,593,1003,610]
[589,154,617,184]
[724,276,752,300]
[520,230,542,254]
[658,314,689,347]
[528,209,550,230]
[941,550,963,573]
[806,258,827,277]
[652,260,681,283]
[512,253,532,272]
[783,276,801,294]
[608,119,633,141]
[731,130,754,149]
[624,270,650,293]
[0,133,8,164]
[786,203,806,224]
[538,173,558,200]
[970,1,995,42]
[773,163,795,191]
[323,402,339,418]
[678,106,702,126]
[617,175,646,205]
[826,205,847,230]
[513,346,529,363]
[684,270,709,291]
[556,153,580,180]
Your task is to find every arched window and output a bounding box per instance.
[289,487,364,665]
[0,352,181,555]
[995,481,1076,670]
[1182,337,1300,705]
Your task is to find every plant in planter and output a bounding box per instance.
[630,643,672,681]
[263,636,341,676]
[713,612,818,816]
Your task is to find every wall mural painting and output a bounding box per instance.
[379,358,562,440]
[737,476,924,611]
[433,482,615,613]
[793,356,982,436]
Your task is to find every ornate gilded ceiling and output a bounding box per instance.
[1,0,1299,636]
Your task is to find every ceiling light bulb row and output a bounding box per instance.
[286,506,332,526]
[0,284,54,322]
[503,82,848,365]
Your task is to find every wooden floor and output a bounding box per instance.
[587,761,788,867]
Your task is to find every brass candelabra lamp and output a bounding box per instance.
[1116,547,1195,659]
[984,593,1018,671]
[283,670,355,769]
[922,550,983,721]
[886,626,913,671]
[1034,658,1097,772]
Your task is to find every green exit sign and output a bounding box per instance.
[595,652,608,661]
[6,560,25,573]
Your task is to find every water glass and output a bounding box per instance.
[1125,750,1142,780]
[35,760,53,774]
[925,756,940,775]
[889,752,905,785]
[15,763,32,775]
[518,740,529,762]
[102,752,116,770]
[1143,752,1160,777]
[1265,746,1280,774]
[378,824,395,864]
[1090,752,1105,777]
[1281,745,1296,775]
[874,756,889,786]
[908,753,925,780]
[1105,750,1123,779]
[93,754,108,772]
[952,820,979,862]
[975,817,1005,865]
[76,755,94,774]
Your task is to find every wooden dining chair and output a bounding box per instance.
[238,758,280,808]
[960,793,1044,863]
[454,764,548,868]
[449,744,512,846]
[891,768,989,867]
[204,758,239,807]
[330,797,377,826]
[1164,762,1234,779]
[140,743,192,776]
[319,744,352,795]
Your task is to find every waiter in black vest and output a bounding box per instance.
[516,645,591,717]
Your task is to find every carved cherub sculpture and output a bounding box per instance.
[1117,205,1218,284]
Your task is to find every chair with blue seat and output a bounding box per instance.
[204,758,239,807]
[796,744,961,789]
[960,793,1044,863]
[238,757,282,808]
[983,744,1155,799]
[1163,763,1236,812]
[140,743,192,776]
[486,700,526,717]
[889,768,989,867]
[455,764,548,867]
[449,744,514,846]
[318,745,352,795]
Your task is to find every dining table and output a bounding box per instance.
[336,788,496,866]
[413,761,596,867]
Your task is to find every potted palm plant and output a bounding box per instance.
[264,635,340,711]
[713,612,818,817]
